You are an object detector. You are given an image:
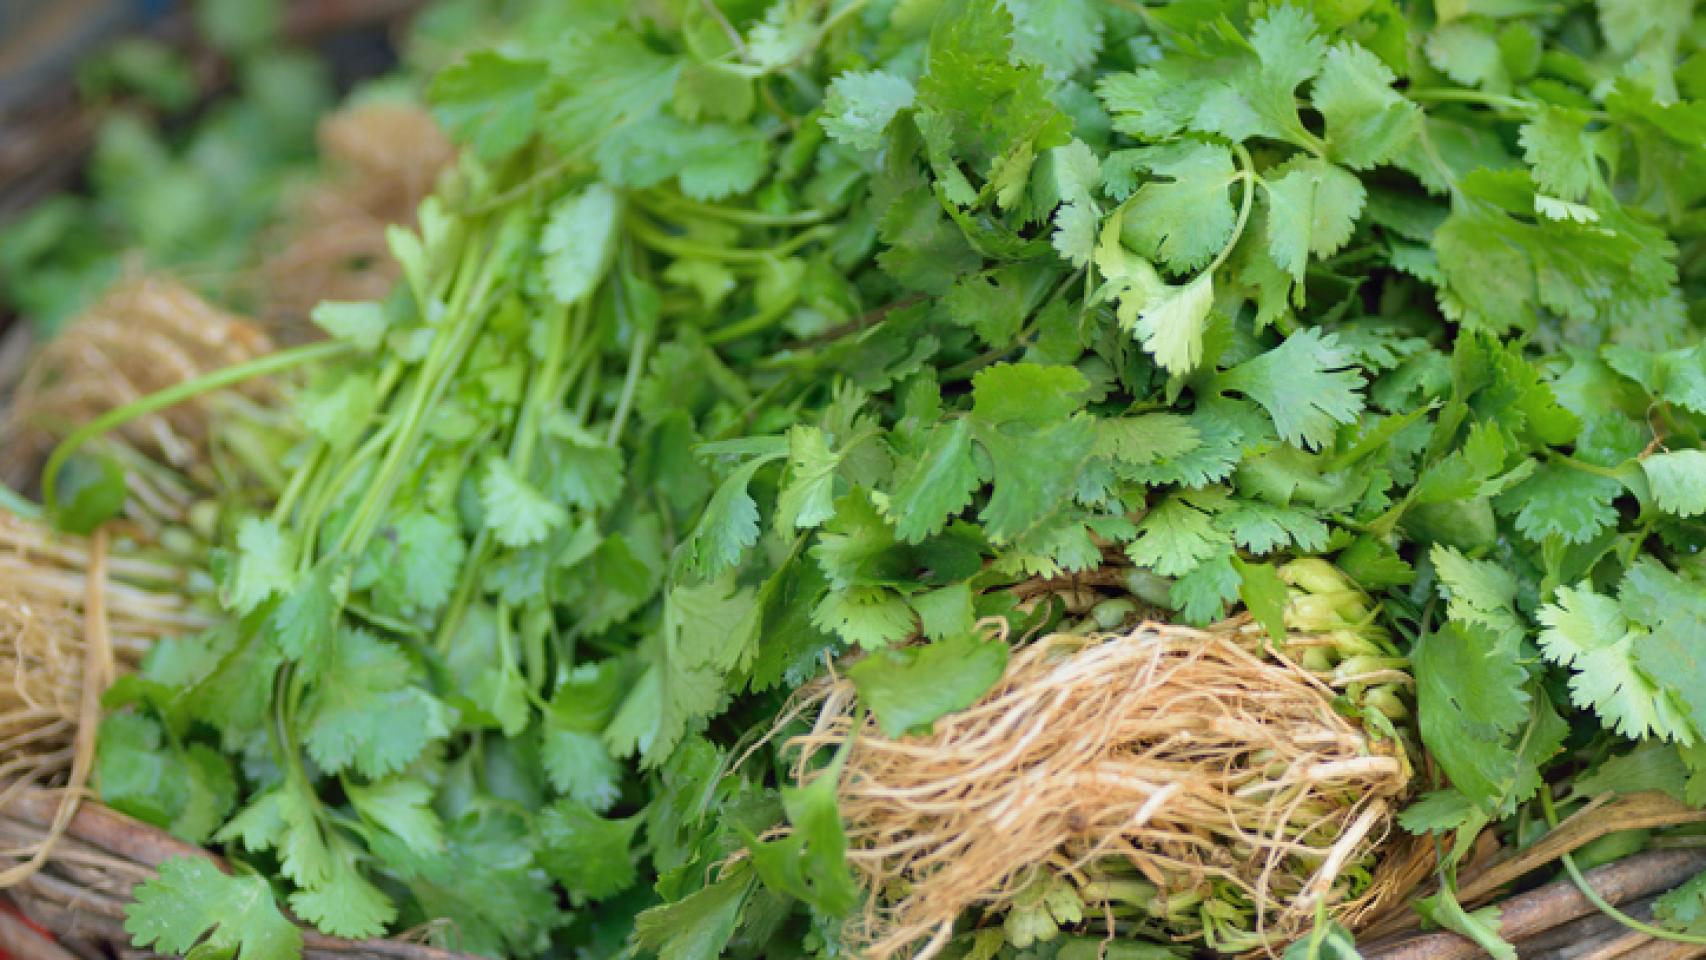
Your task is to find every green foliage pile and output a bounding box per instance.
[51,0,1706,958]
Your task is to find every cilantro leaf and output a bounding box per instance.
[1114,142,1238,273]
[538,800,641,900]
[224,518,295,615]
[1262,157,1367,283]
[634,865,755,960]
[1537,579,1699,743]
[429,51,547,159]
[481,458,568,548]
[1313,43,1421,169]
[302,629,452,778]
[126,858,301,960]
[821,71,915,151]
[1642,450,1706,517]
[541,184,620,306]
[848,630,1008,737]
[1218,329,1366,450]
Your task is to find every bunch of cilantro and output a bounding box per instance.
[92,0,1706,958]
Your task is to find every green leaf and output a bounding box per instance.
[49,454,127,535]
[778,425,841,530]
[288,838,395,940]
[1642,450,1706,518]
[1219,329,1366,450]
[309,301,387,351]
[125,857,301,960]
[538,799,641,899]
[1116,142,1238,273]
[1655,869,1706,935]
[1314,43,1421,169]
[883,419,983,543]
[429,50,547,159]
[480,458,568,549]
[1283,921,1364,960]
[1415,622,1561,814]
[1537,582,1697,743]
[1519,107,1597,202]
[744,747,861,916]
[541,184,620,306]
[224,518,295,615]
[1128,496,1226,577]
[1126,273,1215,378]
[303,629,451,778]
[634,864,755,960]
[542,660,628,810]
[1496,463,1621,545]
[812,586,915,649]
[848,630,1008,737]
[821,71,915,150]
[679,452,780,580]
[347,779,444,859]
[1234,558,1289,643]
[1094,414,1202,465]
[267,561,342,677]
[1263,157,1367,283]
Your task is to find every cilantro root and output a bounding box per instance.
[781,605,1415,958]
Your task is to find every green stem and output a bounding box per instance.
[0,482,42,520]
[637,191,832,226]
[1546,448,1625,481]
[1407,88,1537,113]
[707,295,799,344]
[1205,149,1257,276]
[42,340,350,512]
[629,215,833,264]
[1539,789,1706,945]
[608,326,650,446]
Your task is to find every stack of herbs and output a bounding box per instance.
[58,0,1706,958]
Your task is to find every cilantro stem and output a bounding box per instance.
[1406,88,1538,114]
[636,190,832,226]
[628,215,833,264]
[1204,146,1258,277]
[707,293,800,344]
[0,481,42,520]
[1538,788,1706,945]
[41,340,350,514]
[1545,448,1625,481]
[338,214,519,558]
[609,326,650,446]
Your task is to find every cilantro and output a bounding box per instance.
[126,858,301,960]
[80,1,1706,956]
[848,630,1009,737]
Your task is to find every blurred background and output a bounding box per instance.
[0,0,457,359]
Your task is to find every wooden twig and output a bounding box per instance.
[1363,849,1706,960]
[0,903,80,960]
[1459,794,1706,906]
[0,790,484,960]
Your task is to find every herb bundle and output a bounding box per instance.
[57,0,1706,958]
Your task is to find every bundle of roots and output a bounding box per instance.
[258,102,453,333]
[790,615,1418,959]
[0,276,277,507]
[1,512,213,887]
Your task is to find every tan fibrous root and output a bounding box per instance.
[1,275,276,493]
[1,511,213,807]
[257,101,454,335]
[788,617,1414,960]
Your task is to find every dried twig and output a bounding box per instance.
[1363,849,1706,960]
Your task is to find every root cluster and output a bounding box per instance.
[257,102,453,332]
[790,619,1413,959]
[1,276,275,492]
